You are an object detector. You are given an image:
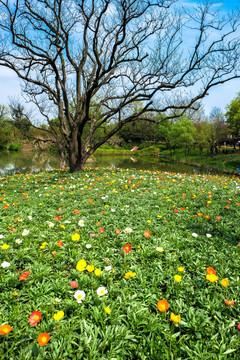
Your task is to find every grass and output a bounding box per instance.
[0,167,240,359]
[95,145,161,156]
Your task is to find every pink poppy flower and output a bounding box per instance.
[70,281,79,288]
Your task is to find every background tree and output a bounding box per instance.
[168,116,196,156]
[209,107,229,148]
[225,93,240,147]
[1,0,240,172]
[0,104,22,149]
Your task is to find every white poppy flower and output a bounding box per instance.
[96,287,108,297]
[74,290,86,303]
[78,220,85,227]
[1,261,11,268]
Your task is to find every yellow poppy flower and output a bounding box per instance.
[86,265,95,272]
[72,233,80,241]
[94,269,101,276]
[206,274,218,282]
[1,244,9,250]
[170,313,181,323]
[76,259,87,271]
[53,311,64,321]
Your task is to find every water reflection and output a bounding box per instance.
[94,155,203,174]
[0,151,219,175]
[0,151,59,175]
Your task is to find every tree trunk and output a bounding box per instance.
[67,129,89,172]
[59,152,67,170]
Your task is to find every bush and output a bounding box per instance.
[8,143,22,151]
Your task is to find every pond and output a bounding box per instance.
[0,150,216,175]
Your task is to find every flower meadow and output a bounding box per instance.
[0,167,240,359]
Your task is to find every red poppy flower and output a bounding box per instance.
[206,267,216,275]
[216,216,221,221]
[28,311,42,326]
[54,215,62,221]
[19,270,30,280]
[57,240,63,247]
[122,243,132,254]
[174,209,179,213]
[38,332,50,346]
[143,230,151,238]
[70,281,78,288]
[3,205,9,209]
[116,229,121,234]
[98,228,104,233]
[237,324,240,330]
[225,299,235,306]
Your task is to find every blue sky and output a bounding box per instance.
[0,0,239,117]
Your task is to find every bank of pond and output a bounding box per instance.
[0,149,240,176]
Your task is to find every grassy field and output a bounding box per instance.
[0,167,240,359]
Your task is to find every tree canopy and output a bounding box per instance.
[0,0,240,171]
[225,93,240,145]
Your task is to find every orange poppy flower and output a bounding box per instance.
[225,299,235,306]
[0,324,12,335]
[143,230,151,238]
[206,267,216,275]
[221,279,229,287]
[38,332,50,346]
[28,311,42,326]
[157,300,169,312]
[57,240,63,247]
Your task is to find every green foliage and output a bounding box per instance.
[118,120,156,143]
[225,93,240,141]
[0,168,240,358]
[8,143,22,151]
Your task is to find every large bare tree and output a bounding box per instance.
[0,0,240,172]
